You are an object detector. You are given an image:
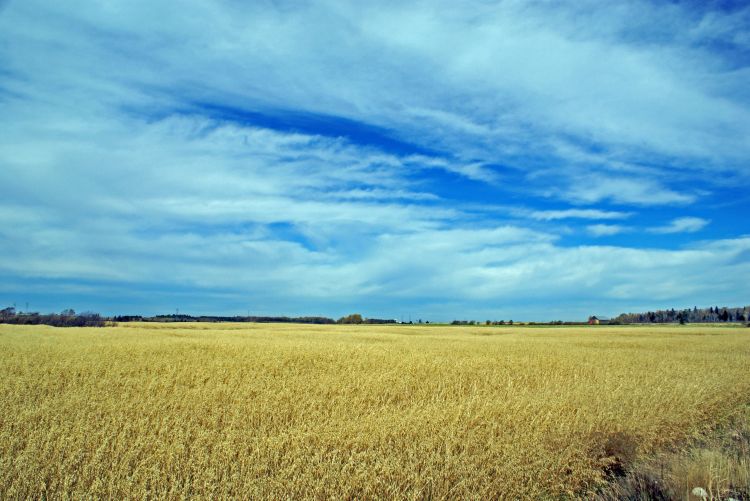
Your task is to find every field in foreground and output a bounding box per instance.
[1,323,749,499]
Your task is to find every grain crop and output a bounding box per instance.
[1,322,748,499]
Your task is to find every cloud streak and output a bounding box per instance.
[525,209,633,221]
[649,217,710,234]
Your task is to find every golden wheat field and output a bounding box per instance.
[0,322,749,499]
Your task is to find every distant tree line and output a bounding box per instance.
[364,318,398,324]
[0,308,409,327]
[453,320,514,325]
[126,314,337,324]
[612,305,750,324]
[14,305,746,329]
[0,308,107,327]
[336,313,397,324]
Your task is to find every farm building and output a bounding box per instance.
[588,316,610,325]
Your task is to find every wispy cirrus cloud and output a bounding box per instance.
[649,217,711,234]
[524,209,633,221]
[555,175,696,206]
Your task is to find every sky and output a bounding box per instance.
[1,0,749,321]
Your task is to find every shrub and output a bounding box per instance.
[589,430,639,478]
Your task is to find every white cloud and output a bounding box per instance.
[649,217,710,234]
[403,155,499,183]
[559,175,695,206]
[525,209,633,221]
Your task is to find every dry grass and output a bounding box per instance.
[595,403,750,500]
[1,322,749,499]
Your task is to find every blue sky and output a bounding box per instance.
[1,0,749,321]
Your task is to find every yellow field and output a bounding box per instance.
[1,322,749,499]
